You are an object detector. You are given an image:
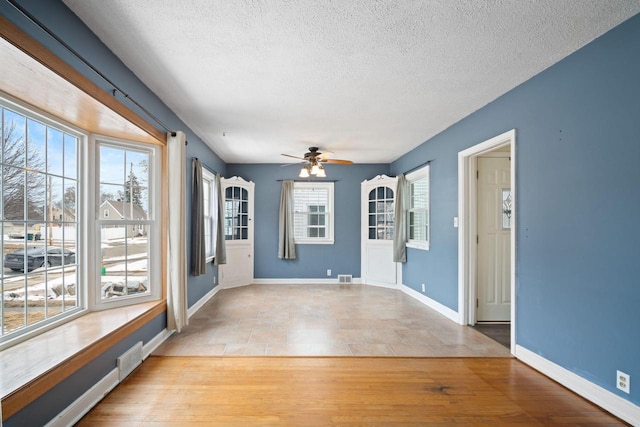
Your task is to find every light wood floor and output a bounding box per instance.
[78,356,627,426]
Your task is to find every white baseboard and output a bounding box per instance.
[45,368,119,427]
[252,278,362,285]
[363,280,400,290]
[399,284,461,323]
[516,345,639,425]
[187,285,221,318]
[142,329,173,360]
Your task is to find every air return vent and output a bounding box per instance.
[338,274,353,284]
[117,341,143,381]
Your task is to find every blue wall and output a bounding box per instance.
[392,13,640,404]
[227,163,389,279]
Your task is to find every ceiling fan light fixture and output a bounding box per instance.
[310,163,320,175]
[316,165,326,177]
[299,167,310,178]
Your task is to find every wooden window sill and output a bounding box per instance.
[0,300,166,421]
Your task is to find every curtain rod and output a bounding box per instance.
[7,0,173,134]
[403,160,432,175]
[192,157,217,175]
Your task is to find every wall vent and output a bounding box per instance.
[117,341,143,381]
[338,274,353,284]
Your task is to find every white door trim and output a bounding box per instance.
[458,129,516,355]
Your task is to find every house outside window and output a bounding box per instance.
[96,138,160,306]
[293,182,334,244]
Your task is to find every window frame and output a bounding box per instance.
[0,95,87,350]
[406,165,430,251]
[293,182,334,245]
[202,168,217,262]
[91,135,162,310]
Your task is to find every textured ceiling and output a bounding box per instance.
[62,0,640,164]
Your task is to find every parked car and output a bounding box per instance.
[4,247,75,272]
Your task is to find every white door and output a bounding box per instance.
[219,176,254,288]
[477,156,511,321]
[361,175,400,287]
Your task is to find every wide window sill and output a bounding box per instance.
[406,242,430,251]
[0,300,165,421]
[295,240,335,245]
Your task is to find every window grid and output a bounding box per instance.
[1,102,80,342]
[368,186,394,240]
[293,183,333,244]
[224,186,248,240]
[407,167,429,249]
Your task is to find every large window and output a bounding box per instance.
[407,165,429,250]
[293,182,334,244]
[1,101,80,344]
[97,138,160,305]
[1,97,161,348]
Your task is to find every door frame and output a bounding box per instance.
[360,174,401,288]
[458,129,516,354]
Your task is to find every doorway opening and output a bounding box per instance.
[458,130,516,354]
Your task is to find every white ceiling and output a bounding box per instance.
[62,0,640,164]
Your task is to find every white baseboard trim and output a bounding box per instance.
[516,345,639,425]
[252,278,362,285]
[142,328,173,360]
[362,280,400,290]
[187,285,222,318]
[45,368,119,427]
[399,284,461,323]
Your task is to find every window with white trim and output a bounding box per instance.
[202,168,218,261]
[407,165,429,250]
[96,138,160,306]
[293,182,334,244]
[1,99,81,345]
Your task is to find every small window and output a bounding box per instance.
[406,165,429,250]
[202,169,218,260]
[293,182,334,244]
[103,209,109,218]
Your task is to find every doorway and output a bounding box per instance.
[458,130,516,354]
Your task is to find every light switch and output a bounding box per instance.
[453,217,459,228]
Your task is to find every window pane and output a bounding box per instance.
[3,109,26,167]
[3,165,25,221]
[27,171,46,221]
[64,134,77,178]
[100,146,125,185]
[63,180,76,222]
[27,119,46,173]
[47,127,63,177]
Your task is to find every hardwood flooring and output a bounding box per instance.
[78,356,627,426]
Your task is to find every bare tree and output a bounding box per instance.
[2,120,46,221]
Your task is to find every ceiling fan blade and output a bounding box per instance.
[281,153,305,160]
[318,151,334,161]
[323,159,353,165]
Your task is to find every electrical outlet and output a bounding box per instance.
[327,269,331,276]
[421,283,425,292]
[617,370,630,394]
[213,276,216,285]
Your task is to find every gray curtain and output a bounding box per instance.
[213,174,227,265]
[278,180,296,259]
[190,158,206,275]
[393,174,408,263]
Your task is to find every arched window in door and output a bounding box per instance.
[368,186,394,240]
[224,186,248,240]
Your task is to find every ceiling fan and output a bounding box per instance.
[281,147,353,177]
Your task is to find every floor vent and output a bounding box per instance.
[117,341,143,381]
[338,274,353,284]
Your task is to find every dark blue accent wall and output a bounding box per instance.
[227,163,389,279]
[392,13,640,404]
